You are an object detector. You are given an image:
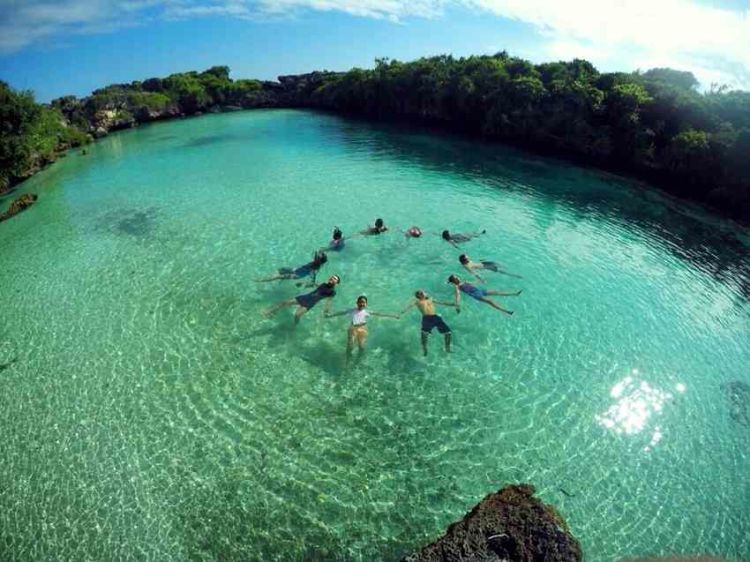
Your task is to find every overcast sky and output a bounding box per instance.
[1,0,748,101]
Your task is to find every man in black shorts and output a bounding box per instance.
[400,290,456,355]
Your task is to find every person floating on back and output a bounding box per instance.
[360,218,388,236]
[400,289,456,356]
[256,251,328,285]
[263,275,340,324]
[441,229,486,248]
[448,274,521,316]
[326,227,346,252]
[403,225,423,238]
[325,295,399,364]
[459,253,521,281]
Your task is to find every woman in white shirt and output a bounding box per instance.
[326,295,398,363]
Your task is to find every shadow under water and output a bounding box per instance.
[95,207,159,238]
[183,132,255,149]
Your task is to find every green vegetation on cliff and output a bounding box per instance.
[2,56,749,221]
[307,56,750,220]
[0,81,88,191]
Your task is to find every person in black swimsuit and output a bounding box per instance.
[459,253,521,280]
[442,229,486,248]
[263,275,340,324]
[256,251,328,284]
[400,289,456,355]
[359,218,388,236]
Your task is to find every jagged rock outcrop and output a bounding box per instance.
[402,484,581,562]
[0,193,38,223]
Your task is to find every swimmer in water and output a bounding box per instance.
[441,229,486,248]
[448,274,521,315]
[359,218,389,236]
[459,253,521,281]
[256,251,328,285]
[400,289,457,355]
[326,227,346,252]
[403,225,423,238]
[263,275,340,324]
[326,295,399,363]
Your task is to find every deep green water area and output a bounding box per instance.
[1,109,749,561]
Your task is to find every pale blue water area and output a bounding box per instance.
[1,109,749,561]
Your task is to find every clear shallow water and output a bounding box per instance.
[1,109,749,561]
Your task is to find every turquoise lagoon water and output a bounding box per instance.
[1,109,749,561]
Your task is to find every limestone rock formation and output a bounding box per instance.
[0,193,38,223]
[402,484,581,562]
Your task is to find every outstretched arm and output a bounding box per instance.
[323,297,335,315]
[370,311,399,319]
[399,301,416,316]
[325,309,349,318]
[453,285,461,309]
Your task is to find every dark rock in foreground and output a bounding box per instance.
[402,484,581,562]
[0,193,38,223]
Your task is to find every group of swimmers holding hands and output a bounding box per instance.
[258,218,522,361]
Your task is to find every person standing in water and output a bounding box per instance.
[256,251,328,285]
[448,274,521,316]
[325,295,398,363]
[400,290,456,356]
[263,275,340,324]
[359,218,389,236]
[441,229,486,248]
[459,253,521,281]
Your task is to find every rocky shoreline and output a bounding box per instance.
[52,72,334,140]
[3,65,749,226]
[0,71,336,199]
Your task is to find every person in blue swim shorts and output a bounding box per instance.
[448,274,521,316]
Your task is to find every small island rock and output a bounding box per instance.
[0,193,38,223]
[401,484,581,562]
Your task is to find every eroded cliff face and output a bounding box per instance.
[52,72,338,141]
[401,484,581,562]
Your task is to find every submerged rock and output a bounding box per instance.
[0,193,38,223]
[722,381,750,427]
[401,484,581,562]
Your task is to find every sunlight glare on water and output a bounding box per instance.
[0,110,749,561]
